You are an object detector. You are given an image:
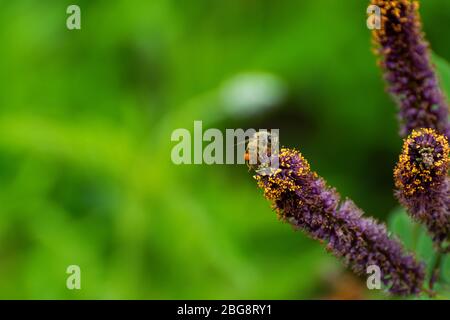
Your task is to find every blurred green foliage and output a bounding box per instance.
[388,208,450,299]
[0,0,449,299]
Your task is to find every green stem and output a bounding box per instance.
[429,251,444,291]
[411,223,420,251]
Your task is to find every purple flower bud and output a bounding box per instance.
[254,148,425,295]
[394,129,450,251]
[371,0,450,138]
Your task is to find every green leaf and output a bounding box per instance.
[415,228,436,276]
[433,54,450,98]
[387,208,436,277]
[441,255,450,284]
[388,207,416,250]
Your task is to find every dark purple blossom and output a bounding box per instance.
[371,0,450,138]
[394,129,450,251]
[254,148,425,295]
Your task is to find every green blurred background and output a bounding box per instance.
[0,0,449,299]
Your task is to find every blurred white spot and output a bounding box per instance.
[220,72,286,117]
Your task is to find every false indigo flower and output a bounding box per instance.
[394,129,450,251]
[371,0,450,138]
[254,148,425,295]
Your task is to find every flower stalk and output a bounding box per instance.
[371,0,450,138]
[394,128,450,252]
[252,147,425,295]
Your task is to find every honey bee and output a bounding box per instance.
[245,131,279,173]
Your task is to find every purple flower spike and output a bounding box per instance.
[371,0,450,138]
[254,148,425,296]
[394,129,450,251]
